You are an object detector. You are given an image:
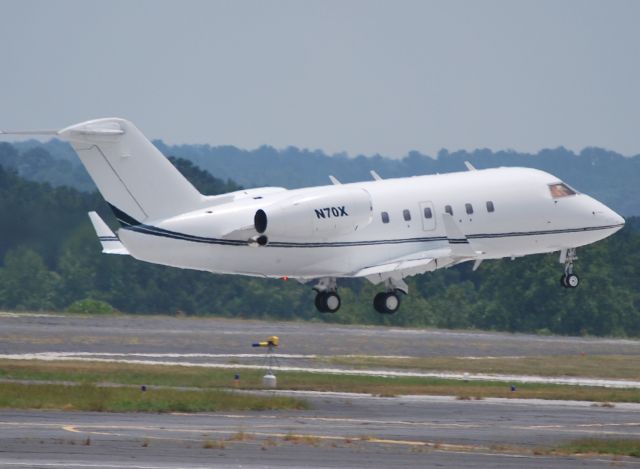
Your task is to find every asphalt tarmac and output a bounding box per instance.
[1,313,639,467]
[1,392,639,468]
[1,312,639,358]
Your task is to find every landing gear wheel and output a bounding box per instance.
[565,273,579,288]
[315,292,328,312]
[315,291,341,313]
[374,291,401,315]
[560,273,579,289]
[559,248,579,289]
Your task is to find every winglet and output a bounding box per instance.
[441,213,475,257]
[329,175,341,185]
[464,161,477,171]
[88,212,129,255]
[370,170,382,181]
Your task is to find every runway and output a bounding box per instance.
[1,313,639,467]
[1,392,639,468]
[1,312,638,358]
[2,312,639,389]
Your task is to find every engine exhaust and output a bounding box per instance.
[248,234,268,247]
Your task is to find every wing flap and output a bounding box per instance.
[351,247,452,278]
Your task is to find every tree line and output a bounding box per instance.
[0,143,638,337]
[7,139,640,216]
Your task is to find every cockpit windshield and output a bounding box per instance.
[549,183,577,198]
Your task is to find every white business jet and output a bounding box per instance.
[2,118,625,314]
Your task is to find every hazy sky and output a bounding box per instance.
[1,0,639,157]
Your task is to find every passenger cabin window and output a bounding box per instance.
[549,183,576,198]
[403,209,411,221]
[445,205,453,216]
[423,207,433,219]
[381,211,390,223]
[486,201,495,213]
[465,203,473,215]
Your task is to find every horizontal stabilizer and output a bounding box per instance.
[88,212,129,255]
[0,129,59,136]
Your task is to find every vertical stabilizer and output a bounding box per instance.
[59,118,203,223]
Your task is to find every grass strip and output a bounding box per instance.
[553,438,640,458]
[0,382,307,413]
[322,354,640,380]
[1,359,640,403]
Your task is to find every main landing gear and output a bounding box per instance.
[373,277,407,315]
[312,277,406,314]
[373,291,401,314]
[314,278,341,313]
[559,248,580,289]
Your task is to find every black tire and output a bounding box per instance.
[315,291,340,313]
[373,292,386,313]
[565,273,579,288]
[315,292,328,312]
[373,291,401,314]
[560,274,568,288]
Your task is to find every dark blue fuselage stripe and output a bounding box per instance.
[121,223,623,249]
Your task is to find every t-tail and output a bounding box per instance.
[57,118,205,225]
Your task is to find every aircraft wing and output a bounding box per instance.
[88,212,130,255]
[351,215,483,281]
[351,248,453,278]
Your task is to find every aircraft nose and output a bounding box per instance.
[597,202,625,228]
[584,195,624,229]
[608,207,625,227]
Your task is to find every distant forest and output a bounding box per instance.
[7,138,640,216]
[0,142,639,338]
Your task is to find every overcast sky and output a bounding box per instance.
[1,0,639,157]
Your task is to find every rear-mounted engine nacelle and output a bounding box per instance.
[254,188,373,239]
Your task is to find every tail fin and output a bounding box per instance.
[59,118,203,223]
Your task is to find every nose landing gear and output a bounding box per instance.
[559,248,580,289]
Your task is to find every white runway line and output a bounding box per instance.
[0,312,65,318]
[0,462,218,469]
[8,351,318,359]
[1,351,639,389]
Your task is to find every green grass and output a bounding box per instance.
[554,438,640,458]
[323,354,640,380]
[275,371,640,403]
[1,359,640,403]
[0,381,307,413]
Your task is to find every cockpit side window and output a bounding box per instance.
[549,183,576,198]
